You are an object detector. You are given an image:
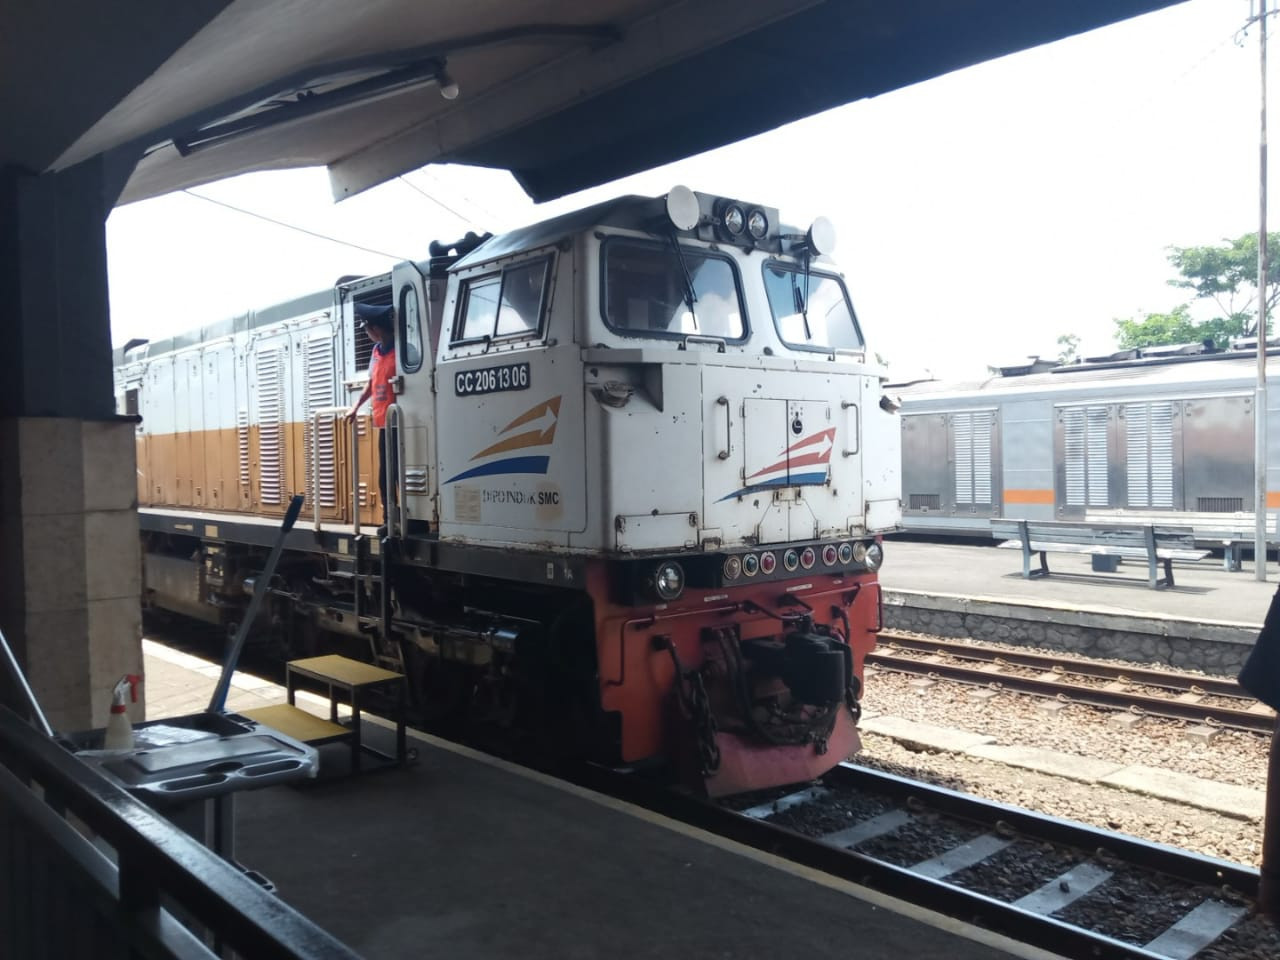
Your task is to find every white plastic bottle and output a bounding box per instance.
[103,674,140,750]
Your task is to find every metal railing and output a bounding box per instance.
[385,403,407,540]
[310,406,407,539]
[0,706,359,960]
[310,406,349,534]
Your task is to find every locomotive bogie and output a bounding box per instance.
[117,189,903,794]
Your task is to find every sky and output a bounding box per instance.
[107,0,1274,380]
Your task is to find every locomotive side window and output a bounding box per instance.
[453,256,551,345]
[399,284,424,372]
[763,263,863,354]
[602,238,746,342]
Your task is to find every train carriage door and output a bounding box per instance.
[391,261,436,527]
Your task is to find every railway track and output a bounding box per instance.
[576,761,1266,960]
[868,632,1277,734]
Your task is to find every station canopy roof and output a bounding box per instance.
[19,0,1182,205]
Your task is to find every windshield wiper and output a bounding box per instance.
[793,256,813,339]
[668,229,698,330]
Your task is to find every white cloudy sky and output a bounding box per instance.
[107,0,1272,379]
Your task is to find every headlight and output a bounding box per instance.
[722,204,746,236]
[747,209,769,241]
[782,549,800,572]
[758,551,777,575]
[864,542,884,571]
[723,556,742,581]
[853,542,868,563]
[654,561,685,600]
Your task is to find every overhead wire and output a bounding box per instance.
[396,174,481,226]
[180,188,414,261]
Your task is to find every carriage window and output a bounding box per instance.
[399,284,424,372]
[453,257,550,344]
[603,239,746,341]
[763,263,863,353]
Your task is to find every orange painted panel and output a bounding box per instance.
[1003,488,1055,505]
[1268,492,1280,509]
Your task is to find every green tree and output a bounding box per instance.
[1166,232,1280,336]
[1056,333,1080,363]
[1113,304,1246,351]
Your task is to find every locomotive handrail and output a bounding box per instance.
[310,406,350,533]
[386,402,407,540]
[679,334,727,353]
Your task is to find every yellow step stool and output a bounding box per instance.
[244,654,408,773]
[239,703,349,744]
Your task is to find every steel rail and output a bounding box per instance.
[877,632,1250,699]
[865,649,1277,733]
[830,762,1259,894]
[566,762,1226,960]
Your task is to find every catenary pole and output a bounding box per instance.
[1258,0,1270,582]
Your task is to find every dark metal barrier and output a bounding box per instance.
[0,706,360,959]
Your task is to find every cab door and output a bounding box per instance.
[391,261,436,526]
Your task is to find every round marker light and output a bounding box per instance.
[782,549,800,572]
[837,542,854,565]
[800,546,817,570]
[722,204,746,236]
[665,186,700,232]
[742,554,760,577]
[822,544,839,566]
[747,209,769,241]
[806,216,837,256]
[654,561,685,600]
[864,542,884,572]
[759,551,777,575]
[853,542,868,563]
[723,556,742,581]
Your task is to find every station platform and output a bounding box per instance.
[878,537,1273,675]
[880,536,1277,626]
[141,640,1058,960]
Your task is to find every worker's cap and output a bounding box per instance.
[354,302,395,331]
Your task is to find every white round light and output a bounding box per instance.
[853,542,868,563]
[747,209,768,240]
[865,542,884,572]
[723,204,746,235]
[723,556,742,581]
[666,186,700,232]
[807,216,836,255]
[654,561,685,600]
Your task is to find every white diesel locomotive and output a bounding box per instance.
[115,188,902,795]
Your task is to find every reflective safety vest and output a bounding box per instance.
[370,345,396,428]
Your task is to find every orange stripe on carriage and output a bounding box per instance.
[1003,488,1055,505]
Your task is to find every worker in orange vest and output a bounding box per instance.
[346,304,397,532]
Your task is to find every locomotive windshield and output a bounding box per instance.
[763,263,863,353]
[603,238,745,341]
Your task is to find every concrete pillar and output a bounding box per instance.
[0,160,144,732]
